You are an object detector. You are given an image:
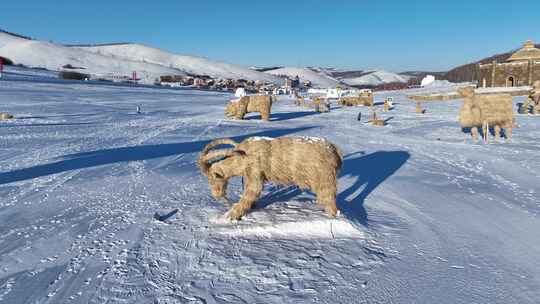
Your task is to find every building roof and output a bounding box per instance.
[507,40,540,61]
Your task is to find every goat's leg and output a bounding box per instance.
[226,177,263,220]
[317,186,338,218]
[506,127,512,140]
[471,127,479,141]
[482,121,489,144]
[237,101,249,120]
[494,125,501,141]
[261,109,270,121]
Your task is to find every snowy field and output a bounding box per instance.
[1,74,540,303]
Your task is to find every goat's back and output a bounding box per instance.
[237,137,342,189]
[247,95,272,112]
[459,94,513,127]
[475,94,513,126]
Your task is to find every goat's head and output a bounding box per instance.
[457,87,475,98]
[198,139,243,200]
[533,81,540,91]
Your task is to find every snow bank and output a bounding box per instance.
[214,218,364,239]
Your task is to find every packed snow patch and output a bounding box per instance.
[214,218,364,239]
[211,201,364,239]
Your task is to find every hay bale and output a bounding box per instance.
[339,95,373,107]
[315,99,330,113]
[523,80,540,115]
[225,95,273,121]
[370,119,386,126]
[360,91,374,106]
[415,102,426,114]
[367,110,386,126]
[0,112,14,120]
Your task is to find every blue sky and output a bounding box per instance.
[3,0,540,72]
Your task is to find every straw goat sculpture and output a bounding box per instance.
[225,95,273,121]
[521,80,540,114]
[198,136,343,220]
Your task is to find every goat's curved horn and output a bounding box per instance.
[201,138,238,156]
[198,148,236,176]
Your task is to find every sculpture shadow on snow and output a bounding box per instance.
[337,150,410,226]
[245,111,320,122]
[0,127,314,185]
[251,150,410,226]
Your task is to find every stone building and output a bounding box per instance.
[477,40,540,88]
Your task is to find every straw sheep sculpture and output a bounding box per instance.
[316,101,330,113]
[225,95,273,121]
[383,98,394,112]
[368,109,387,126]
[198,136,343,220]
[338,92,374,107]
[312,97,330,112]
[295,96,305,106]
[0,112,14,120]
[521,81,540,114]
[457,87,514,141]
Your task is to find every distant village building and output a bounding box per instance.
[284,76,300,89]
[478,40,540,88]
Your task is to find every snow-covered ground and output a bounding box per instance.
[1,74,539,303]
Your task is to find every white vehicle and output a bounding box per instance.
[421,75,436,87]
[235,87,247,98]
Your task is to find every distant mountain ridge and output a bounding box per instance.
[0,28,32,40]
[0,28,281,84]
[64,42,132,47]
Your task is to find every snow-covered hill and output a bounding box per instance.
[0,32,281,85]
[341,70,411,86]
[265,67,342,88]
[0,32,184,84]
[74,44,281,83]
